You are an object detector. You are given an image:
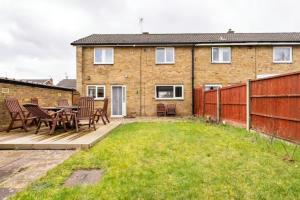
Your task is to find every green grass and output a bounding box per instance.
[12,121,300,200]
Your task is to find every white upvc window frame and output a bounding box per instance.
[155,85,184,100]
[211,47,231,64]
[94,48,114,64]
[204,84,222,91]
[155,47,175,64]
[87,85,106,100]
[273,47,292,64]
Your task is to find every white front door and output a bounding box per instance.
[111,85,126,117]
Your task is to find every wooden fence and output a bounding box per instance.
[220,84,247,125]
[204,90,218,120]
[250,72,300,142]
[194,71,300,143]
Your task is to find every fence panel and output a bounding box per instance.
[220,84,246,125]
[204,90,217,119]
[251,72,300,142]
[194,87,203,116]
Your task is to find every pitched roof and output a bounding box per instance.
[71,32,300,45]
[56,79,76,89]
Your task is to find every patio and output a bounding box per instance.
[0,121,121,150]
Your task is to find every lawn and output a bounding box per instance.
[12,121,300,200]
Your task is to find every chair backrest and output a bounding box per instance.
[167,104,176,113]
[77,97,94,119]
[31,97,39,105]
[102,98,109,113]
[5,97,25,118]
[23,103,50,119]
[58,99,69,107]
[157,103,166,112]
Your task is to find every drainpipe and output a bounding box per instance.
[139,47,142,116]
[192,46,195,115]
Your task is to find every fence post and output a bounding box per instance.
[202,85,205,117]
[216,88,221,123]
[246,79,251,131]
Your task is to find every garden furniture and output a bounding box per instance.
[157,103,166,116]
[5,97,37,132]
[166,104,176,116]
[23,103,68,134]
[73,97,96,132]
[95,98,110,125]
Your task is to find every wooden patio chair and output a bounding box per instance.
[23,103,68,134]
[57,99,69,107]
[30,97,48,127]
[95,98,110,125]
[57,98,74,126]
[5,97,37,132]
[31,97,39,104]
[166,104,176,116]
[157,103,166,116]
[73,97,96,132]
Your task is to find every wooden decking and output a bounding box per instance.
[0,122,121,150]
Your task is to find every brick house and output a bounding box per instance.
[71,31,300,117]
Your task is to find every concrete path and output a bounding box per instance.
[0,150,74,199]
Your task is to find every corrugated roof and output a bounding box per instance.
[20,79,53,85]
[0,77,75,91]
[71,32,300,45]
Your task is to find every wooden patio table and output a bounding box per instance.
[41,106,78,112]
[41,106,78,129]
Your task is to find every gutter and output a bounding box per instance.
[71,43,195,47]
[195,42,300,46]
[192,46,195,115]
[71,42,300,47]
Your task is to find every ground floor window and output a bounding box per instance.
[87,85,105,100]
[155,85,184,100]
[204,84,222,91]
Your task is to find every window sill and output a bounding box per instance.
[211,62,231,64]
[94,98,105,101]
[155,62,175,65]
[273,61,293,64]
[94,63,114,65]
[155,98,184,101]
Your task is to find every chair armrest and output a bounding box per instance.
[94,108,102,114]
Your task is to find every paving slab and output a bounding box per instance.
[0,150,74,199]
[64,169,104,187]
[0,188,16,200]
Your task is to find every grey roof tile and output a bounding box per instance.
[71,33,300,45]
[56,79,76,89]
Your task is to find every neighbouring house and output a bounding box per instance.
[71,30,300,117]
[20,78,53,86]
[57,78,76,89]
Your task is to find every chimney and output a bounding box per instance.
[227,29,235,34]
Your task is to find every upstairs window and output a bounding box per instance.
[155,85,183,100]
[212,47,231,63]
[87,85,105,100]
[94,48,114,64]
[273,47,292,63]
[156,47,175,64]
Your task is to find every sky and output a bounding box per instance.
[0,0,299,84]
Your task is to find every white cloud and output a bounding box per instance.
[0,0,299,83]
